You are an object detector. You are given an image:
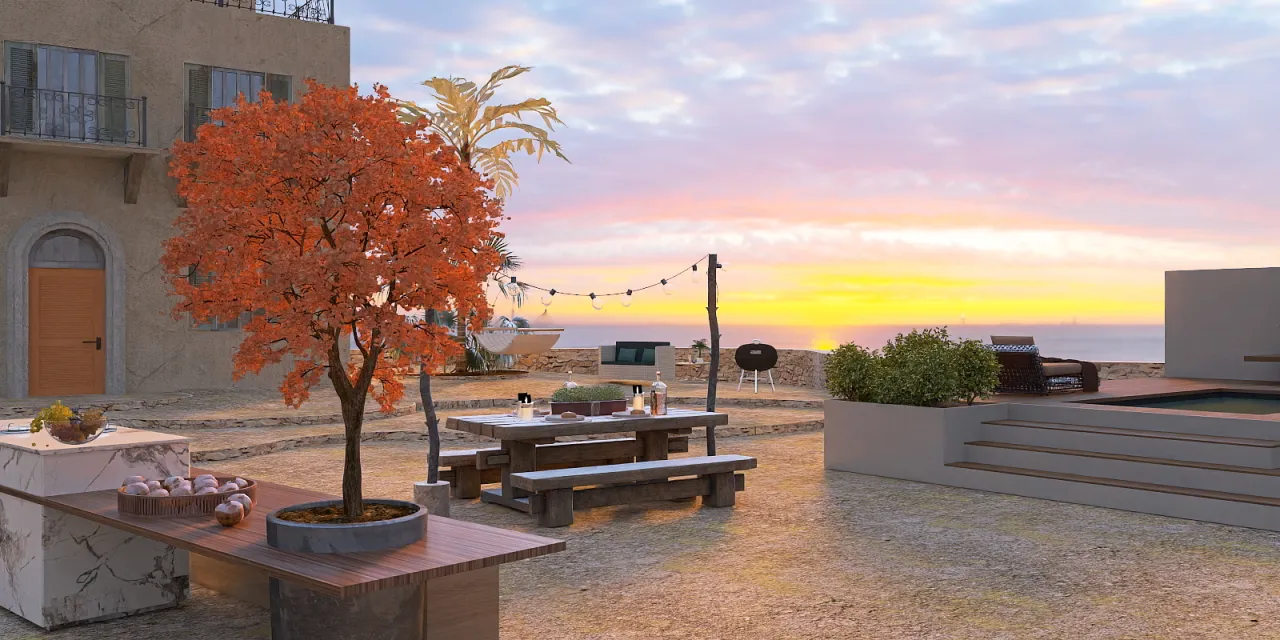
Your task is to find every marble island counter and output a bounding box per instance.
[0,423,190,630]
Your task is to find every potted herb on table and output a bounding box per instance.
[165,81,502,640]
[551,384,628,416]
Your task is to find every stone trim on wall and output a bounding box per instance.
[6,212,128,397]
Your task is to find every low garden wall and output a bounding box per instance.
[516,348,1165,388]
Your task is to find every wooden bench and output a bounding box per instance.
[441,435,691,499]
[509,454,757,527]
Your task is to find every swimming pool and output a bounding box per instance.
[1084,390,1280,415]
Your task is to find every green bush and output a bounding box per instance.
[952,338,1001,405]
[551,384,626,402]
[823,327,999,407]
[823,342,880,402]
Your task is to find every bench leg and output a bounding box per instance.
[539,489,574,527]
[703,472,736,507]
[453,466,483,499]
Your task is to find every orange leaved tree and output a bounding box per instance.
[163,82,502,518]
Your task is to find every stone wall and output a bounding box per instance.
[1096,362,1165,380]
[390,347,1166,389]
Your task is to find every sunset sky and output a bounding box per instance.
[343,0,1280,327]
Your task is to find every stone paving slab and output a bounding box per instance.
[8,431,1280,638]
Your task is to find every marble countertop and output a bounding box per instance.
[0,423,187,456]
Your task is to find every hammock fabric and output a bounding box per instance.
[474,328,564,355]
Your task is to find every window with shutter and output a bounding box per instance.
[4,42,36,133]
[100,54,128,143]
[267,73,292,103]
[185,64,212,142]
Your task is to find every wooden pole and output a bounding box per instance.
[706,253,719,456]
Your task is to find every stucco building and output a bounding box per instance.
[0,0,350,398]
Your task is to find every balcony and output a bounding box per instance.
[1,84,147,147]
[0,84,158,204]
[189,0,336,24]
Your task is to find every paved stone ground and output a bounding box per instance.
[7,432,1280,639]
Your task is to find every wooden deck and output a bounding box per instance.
[0,468,564,598]
[993,376,1280,420]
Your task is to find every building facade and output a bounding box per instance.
[0,0,350,398]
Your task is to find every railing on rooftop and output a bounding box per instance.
[0,84,147,146]
[189,0,335,24]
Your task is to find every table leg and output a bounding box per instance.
[637,431,670,462]
[503,440,537,499]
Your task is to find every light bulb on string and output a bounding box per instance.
[689,263,701,283]
[541,289,556,307]
[621,290,633,307]
[503,276,521,298]
[590,293,605,311]
[661,279,673,295]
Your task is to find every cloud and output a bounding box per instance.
[339,0,1280,323]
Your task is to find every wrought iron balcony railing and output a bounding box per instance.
[0,84,147,146]
[189,0,335,24]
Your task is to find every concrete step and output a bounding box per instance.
[965,441,1280,499]
[980,419,1280,468]
[945,461,1280,531]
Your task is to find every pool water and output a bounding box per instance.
[1088,391,1280,415]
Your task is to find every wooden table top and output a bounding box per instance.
[1,468,564,598]
[446,407,729,440]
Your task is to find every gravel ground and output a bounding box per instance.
[7,432,1277,639]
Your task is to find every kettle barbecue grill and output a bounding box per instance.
[734,341,778,393]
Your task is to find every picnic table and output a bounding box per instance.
[445,408,741,525]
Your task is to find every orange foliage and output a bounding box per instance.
[163,82,503,414]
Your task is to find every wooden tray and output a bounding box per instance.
[117,476,257,518]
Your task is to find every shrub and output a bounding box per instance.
[952,338,1000,405]
[823,327,1000,407]
[551,384,626,402]
[824,342,880,402]
[874,328,958,407]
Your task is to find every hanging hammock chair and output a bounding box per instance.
[474,327,564,355]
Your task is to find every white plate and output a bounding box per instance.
[611,410,653,418]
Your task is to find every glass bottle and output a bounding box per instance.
[650,371,668,415]
[564,370,578,389]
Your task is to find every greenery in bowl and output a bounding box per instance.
[551,384,627,403]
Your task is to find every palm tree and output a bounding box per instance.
[399,65,570,200]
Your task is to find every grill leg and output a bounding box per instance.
[768,369,775,392]
[737,369,745,391]
[753,369,759,394]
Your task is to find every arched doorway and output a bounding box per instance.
[27,230,106,396]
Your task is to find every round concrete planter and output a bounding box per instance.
[266,499,426,554]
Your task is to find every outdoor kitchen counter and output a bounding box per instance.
[0,424,190,630]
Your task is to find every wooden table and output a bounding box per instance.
[446,408,729,513]
[1245,355,1280,362]
[0,468,564,639]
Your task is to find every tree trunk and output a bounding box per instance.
[706,253,719,456]
[420,364,441,484]
[339,395,365,518]
[329,337,376,520]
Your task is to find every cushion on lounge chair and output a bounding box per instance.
[1041,362,1083,376]
[617,347,638,363]
[991,335,1036,346]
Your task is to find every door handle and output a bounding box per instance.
[82,338,102,350]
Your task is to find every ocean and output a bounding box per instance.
[549,324,1165,363]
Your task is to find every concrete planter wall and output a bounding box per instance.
[823,400,1008,482]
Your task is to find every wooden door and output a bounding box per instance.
[29,268,105,396]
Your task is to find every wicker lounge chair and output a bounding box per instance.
[989,336,1099,394]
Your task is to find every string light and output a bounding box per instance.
[517,255,711,311]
